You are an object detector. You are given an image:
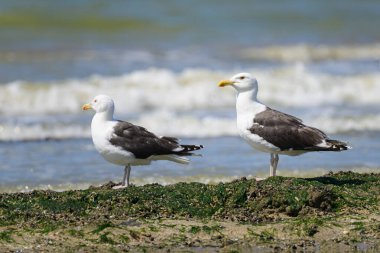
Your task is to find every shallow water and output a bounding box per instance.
[0,1,379,191]
[0,132,378,192]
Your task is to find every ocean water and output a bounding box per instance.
[0,0,379,192]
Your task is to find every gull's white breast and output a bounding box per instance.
[91,118,136,165]
[236,110,280,154]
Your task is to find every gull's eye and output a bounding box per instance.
[94,99,97,103]
[239,76,245,80]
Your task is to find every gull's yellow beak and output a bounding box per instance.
[218,80,234,87]
[82,103,92,111]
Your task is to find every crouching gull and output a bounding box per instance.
[218,73,350,177]
[82,95,203,188]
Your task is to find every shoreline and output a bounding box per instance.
[0,171,379,252]
[1,167,379,194]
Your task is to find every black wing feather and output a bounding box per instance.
[110,121,202,159]
[249,108,330,151]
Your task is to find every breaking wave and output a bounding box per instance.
[240,43,380,62]
[1,110,380,141]
[0,66,380,116]
[0,62,379,141]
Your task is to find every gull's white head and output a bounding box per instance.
[218,72,258,93]
[82,94,115,114]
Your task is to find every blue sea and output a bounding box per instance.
[0,0,379,192]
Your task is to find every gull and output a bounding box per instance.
[218,73,350,177]
[83,94,203,188]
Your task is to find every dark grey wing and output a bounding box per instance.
[249,107,328,151]
[109,121,202,159]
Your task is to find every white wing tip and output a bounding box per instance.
[171,156,190,164]
[150,155,190,164]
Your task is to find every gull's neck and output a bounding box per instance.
[90,110,115,151]
[236,89,265,114]
[92,110,114,125]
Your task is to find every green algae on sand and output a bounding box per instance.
[0,171,379,252]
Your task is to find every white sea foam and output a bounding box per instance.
[0,68,232,115]
[1,111,380,141]
[0,66,379,141]
[0,66,380,116]
[240,43,380,62]
[0,123,90,141]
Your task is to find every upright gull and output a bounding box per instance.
[218,73,350,177]
[82,95,203,188]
